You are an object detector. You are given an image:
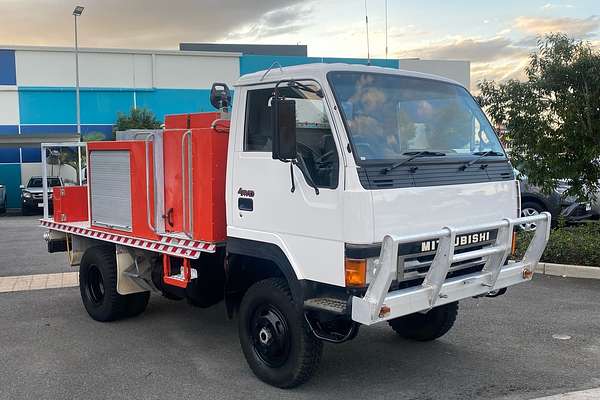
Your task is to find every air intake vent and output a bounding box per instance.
[372,179,394,188]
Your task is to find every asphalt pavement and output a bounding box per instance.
[0,214,599,400]
[0,214,69,276]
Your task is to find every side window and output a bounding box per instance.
[243,86,339,189]
[294,94,339,189]
[244,88,274,152]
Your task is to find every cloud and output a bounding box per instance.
[515,15,600,37]
[0,0,308,49]
[542,3,574,10]
[395,37,529,63]
[391,15,600,90]
[225,3,314,41]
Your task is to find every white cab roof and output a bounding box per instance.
[235,63,464,88]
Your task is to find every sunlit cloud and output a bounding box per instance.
[394,37,529,63]
[515,15,600,37]
[542,3,575,10]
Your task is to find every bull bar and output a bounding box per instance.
[351,212,551,325]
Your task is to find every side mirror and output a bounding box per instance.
[272,98,297,160]
[19,185,25,190]
[210,82,231,111]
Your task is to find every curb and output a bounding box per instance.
[534,262,600,280]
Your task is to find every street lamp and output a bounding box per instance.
[73,6,84,139]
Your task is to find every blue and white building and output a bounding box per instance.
[0,44,469,210]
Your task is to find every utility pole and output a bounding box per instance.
[364,0,370,64]
[73,6,84,140]
[385,0,388,59]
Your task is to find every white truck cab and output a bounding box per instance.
[224,64,549,385]
[42,63,550,389]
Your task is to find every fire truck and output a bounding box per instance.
[40,64,551,388]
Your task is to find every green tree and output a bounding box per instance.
[114,107,161,132]
[478,34,600,200]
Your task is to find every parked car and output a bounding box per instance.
[20,176,64,215]
[0,184,6,214]
[517,171,593,230]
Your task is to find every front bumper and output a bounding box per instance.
[351,212,551,325]
[22,197,53,210]
[561,202,595,222]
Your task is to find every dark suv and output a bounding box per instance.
[517,171,593,230]
[20,176,63,215]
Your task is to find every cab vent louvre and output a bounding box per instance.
[358,161,514,190]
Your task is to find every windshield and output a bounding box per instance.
[28,178,61,188]
[328,71,505,162]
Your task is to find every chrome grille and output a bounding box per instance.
[391,239,496,289]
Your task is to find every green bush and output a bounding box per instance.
[514,222,600,267]
[114,108,161,132]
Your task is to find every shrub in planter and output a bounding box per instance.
[514,222,600,267]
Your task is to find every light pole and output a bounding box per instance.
[73,6,84,140]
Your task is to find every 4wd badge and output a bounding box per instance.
[238,188,255,198]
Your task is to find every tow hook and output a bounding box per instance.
[485,288,507,298]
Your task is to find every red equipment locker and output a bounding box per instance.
[52,186,89,222]
[163,112,228,243]
[87,141,158,240]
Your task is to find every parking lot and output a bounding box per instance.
[0,215,599,400]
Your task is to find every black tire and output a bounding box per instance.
[238,278,323,388]
[79,246,150,322]
[388,301,458,342]
[126,291,151,317]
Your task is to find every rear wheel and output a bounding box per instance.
[388,301,458,341]
[238,278,323,388]
[79,246,150,321]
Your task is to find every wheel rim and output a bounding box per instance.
[520,207,540,231]
[85,264,105,305]
[249,303,291,368]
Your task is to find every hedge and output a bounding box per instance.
[514,222,600,267]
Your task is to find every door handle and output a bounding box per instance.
[238,198,253,211]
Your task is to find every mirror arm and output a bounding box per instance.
[290,161,296,193]
[295,157,320,195]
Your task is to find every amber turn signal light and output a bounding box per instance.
[345,258,367,287]
[511,232,517,256]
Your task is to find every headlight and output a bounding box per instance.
[22,191,31,198]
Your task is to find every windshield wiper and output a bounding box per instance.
[460,150,504,171]
[381,151,446,175]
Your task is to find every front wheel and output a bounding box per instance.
[388,301,458,341]
[238,278,323,388]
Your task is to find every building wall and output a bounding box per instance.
[0,45,470,210]
[239,55,399,75]
[398,59,471,90]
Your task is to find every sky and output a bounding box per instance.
[1,0,599,89]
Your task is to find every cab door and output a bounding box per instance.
[228,83,346,286]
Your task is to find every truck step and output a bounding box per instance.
[304,297,349,315]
